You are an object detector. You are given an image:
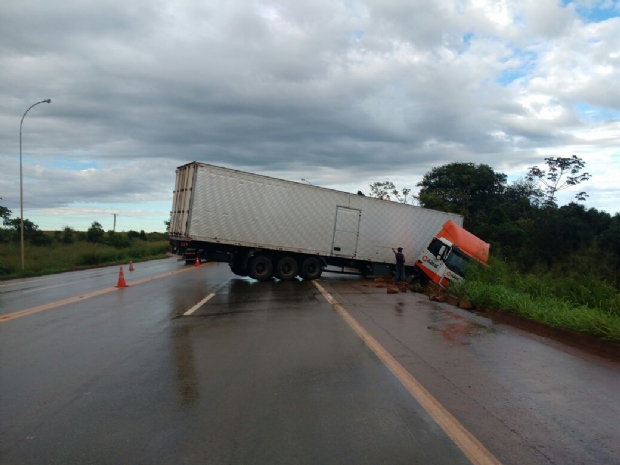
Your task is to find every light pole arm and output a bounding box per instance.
[20,99,51,132]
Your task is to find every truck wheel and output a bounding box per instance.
[248,255,273,281]
[300,257,323,280]
[275,257,298,281]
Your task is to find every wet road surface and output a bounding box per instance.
[1,258,619,464]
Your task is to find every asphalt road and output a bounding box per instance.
[1,258,619,464]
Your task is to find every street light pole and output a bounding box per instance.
[20,99,51,270]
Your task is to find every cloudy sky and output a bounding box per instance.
[1,0,619,233]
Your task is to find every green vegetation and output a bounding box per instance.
[371,156,620,342]
[0,216,169,279]
[411,156,620,343]
[450,260,620,343]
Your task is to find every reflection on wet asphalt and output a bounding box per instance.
[1,262,619,465]
[0,257,189,315]
[427,306,498,345]
[166,275,470,465]
[321,278,620,465]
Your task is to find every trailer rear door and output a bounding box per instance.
[332,207,361,257]
[170,163,197,238]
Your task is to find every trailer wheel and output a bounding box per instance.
[275,257,298,281]
[248,255,273,281]
[300,257,323,280]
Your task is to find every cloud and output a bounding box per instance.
[0,0,618,232]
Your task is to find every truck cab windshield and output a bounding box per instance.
[444,247,469,277]
[427,238,444,258]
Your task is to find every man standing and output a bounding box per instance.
[392,247,406,282]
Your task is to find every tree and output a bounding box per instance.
[4,217,51,245]
[368,181,412,203]
[0,205,12,243]
[105,230,131,248]
[164,219,170,232]
[61,226,74,244]
[525,155,591,206]
[416,163,507,224]
[86,221,105,243]
[1,205,11,226]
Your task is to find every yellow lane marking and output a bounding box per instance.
[312,281,501,465]
[0,263,212,323]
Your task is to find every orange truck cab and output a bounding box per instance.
[414,220,490,288]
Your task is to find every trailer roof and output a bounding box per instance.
[176,161,465,219]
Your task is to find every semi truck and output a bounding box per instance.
[168,162,489,286]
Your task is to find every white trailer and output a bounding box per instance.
[169,162,464,281]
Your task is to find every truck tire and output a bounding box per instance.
[248,255,273,281]
[300,257,323,280]
[275,256,298,281]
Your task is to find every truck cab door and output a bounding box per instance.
[332,207,361,257]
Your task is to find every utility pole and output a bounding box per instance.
[20,99,51,270]
[112,213,117,232]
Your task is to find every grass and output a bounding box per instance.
[449,259,620,343]
[0,240,170,279]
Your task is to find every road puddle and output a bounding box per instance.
[428,307,497,345]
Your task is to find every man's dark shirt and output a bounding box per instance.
[395,252,405,266]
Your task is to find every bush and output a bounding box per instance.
[147,232,168,241]
[0,228,11,243]
[30,231,53,246]
[77,251,123,266]
[105,231,131,248]
[450,258,620,342]
[62,226,74,244]
[0,260,12,276]
[86,222,104,243]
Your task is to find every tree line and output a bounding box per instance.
[370,156,620,285]
[0,210,167,248]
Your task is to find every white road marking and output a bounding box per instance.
[184,293,216,316]
[312,280,502,465]
[1,264,212,323]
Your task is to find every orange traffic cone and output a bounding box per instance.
[116,266,128,288]
[194,256,200,267]
[129,261,134,272]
